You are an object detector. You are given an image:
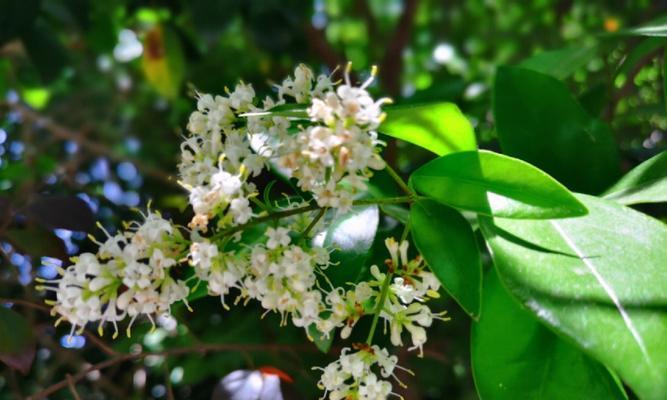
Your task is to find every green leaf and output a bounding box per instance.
[494,66,620,194]
[323,205,379,287]
[411,199,481,318]
[479,194,667,400]
[664,47,667,113]
[381,102,477,156]
[519,46,597,80]
[578,83,608,118]
[609,19,667,37]
[472,271,627,400]
[0,306,35,374]
[307,323,333,353]
[410,150,588,219]
[142,25,185,99]
[603,151,667,205]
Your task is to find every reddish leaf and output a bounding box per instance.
[0,307,35,374]
[26,195,95,232]
[4,226,68,260]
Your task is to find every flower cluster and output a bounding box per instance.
[316,344,406,400]
[190,226,330,328]
[42,63,451,399]
[179,83,263,231]
[277,64,389,212]
[312,238,448,399]
[38,211,188,338]
[180,63,387,228]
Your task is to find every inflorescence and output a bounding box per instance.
[38,63,449,399]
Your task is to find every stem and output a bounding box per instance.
[384,163,413,196]
[26,343,319,400]
[400,218,411,242]
[213,196,412,240]
[366,270,394,345]
[301,207,327,240]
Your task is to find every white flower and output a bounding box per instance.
[228,82,255,111]
[230,197,252,224]
[190,241,219,277]
[358,373,391,400]
[266,227,291,249]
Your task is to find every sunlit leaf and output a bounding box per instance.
[322,205,379,287]
[603,151,667,205]
[381,102,477,156]
[480,194,667,400]
[410,150,587,219]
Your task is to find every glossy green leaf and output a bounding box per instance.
[480,194,667,400]
[520,46,597,80]
[322,205,379,287]
[381,102,477,156]
[494,66,619,193]
[609,19,667,37]
[411,199,481,318]
[472,271,627,400]
[410,150,587,219]
[0,306,35,374]
[603,151,667,205]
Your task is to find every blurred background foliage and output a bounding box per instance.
[0,0,666,398]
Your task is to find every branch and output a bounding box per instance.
[0,298,120,357]
[379,0,420,97]
[214,195,413,239]
[26,342,316,399]
[354,0,380,42]
[304,25,347,71]
[5,102,177,187]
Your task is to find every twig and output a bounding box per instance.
[66,374,82,400]
[163,358,175,400]
[301,207,327,239]
[0,298,120,357]
[384,164,413,196]
[379,0,420,97]
[26,342,316,399]
[5,102,176,186]
[304,25,347,71]
[214,195,412,239]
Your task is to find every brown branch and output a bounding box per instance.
[379,0,420,97]
[4,102,177,187]
[355,0,380,41]
[605,46,662,121]
[0,298,120,357]
[304,25,347,71]
[26,342,316,399]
